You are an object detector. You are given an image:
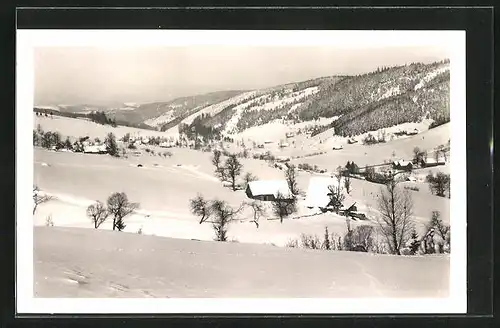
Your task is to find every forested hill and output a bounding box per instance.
[150,59,449,137]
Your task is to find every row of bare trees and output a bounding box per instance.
[376,179,414,255]
[279,172,449,256]
[189,191,300,241]
[205,149,449,255]
[286,223,375,252]
[426,172,451,198]
[190,195,266,241]
[33,187,139,233]
[34,124,121,158]
[86,192,139,231]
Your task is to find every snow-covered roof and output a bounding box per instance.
[247,180,292,198]
[84,144,107,153]
[276,156,290,161]
[305,176,341,208]
[423,157,437,164]
[423,156,446,164]
[340,194,357,211]
[393,160,412,167]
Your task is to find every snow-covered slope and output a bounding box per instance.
[34,226,450,298]
[180,91,258,126]
[414,63,450,91]
[155,60,450,142]
[223,87,320,134]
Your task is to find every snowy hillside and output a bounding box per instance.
[223,86,320,134]
[155,60,449,141]
[34,227,450,298]
[39,60,449,142]
[180,91,258,126]
[34,105,61,111]
[145,106,192,127]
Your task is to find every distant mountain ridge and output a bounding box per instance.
[153,59,450,137]
[40,59,450,137]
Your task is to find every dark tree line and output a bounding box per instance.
[87,111,117,127]
[178,114,222,144]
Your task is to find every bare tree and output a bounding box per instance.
[350,225,375,252]
[189,194,212,224]
[343,218,354,250]
[272,192,297,223]
[425,210,450,253]
[432,212,450,247]
[426,172,450,197]
[106,192,139,231]
[285,164,299,195]
[344,173,352,194]
[211,150,223,177]
[224,154,243,191]
[300,233,321,249]
[376,179,415,255]
[434,149,440,163]
[327,169,346,214]
[436,144,448,161]
[413,146,425,164]
[33,130,39,146]
[285,238,299,248]
[210,200,243,241]
[86,201,109,229]
[33,185,53,215]
[243,172,258,189]
[247,201,266,228]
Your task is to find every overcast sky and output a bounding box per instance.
[34,45,449,106]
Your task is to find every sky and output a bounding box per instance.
[34,45,449,106]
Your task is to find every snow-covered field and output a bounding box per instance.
[31,111,451,299]
[34,226,450,298]
[33,146,449,245]
[287,123,450,169]
[34,114,179,140]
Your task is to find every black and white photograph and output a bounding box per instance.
[16,29,467,314]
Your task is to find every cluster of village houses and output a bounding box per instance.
[244,176,366,220]
[64,129,447,224]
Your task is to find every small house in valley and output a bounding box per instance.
[305,176,343,209]
[159,141,173,148]
[332,144,344,150]
[246,180,293,202]
[83,144,107,154]
[392,160,413,171]
[406,128,420,136]
[276,156,290,163]
[420,156,446,167]
[305,176,367,219]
